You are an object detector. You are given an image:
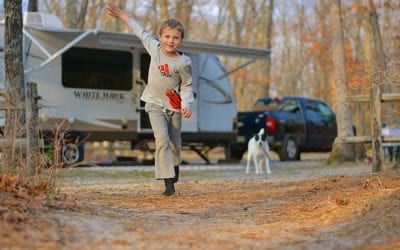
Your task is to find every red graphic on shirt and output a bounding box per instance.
[158,64,172,77]
[166,88,181,109]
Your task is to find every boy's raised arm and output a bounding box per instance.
[107,1,129,23]
[107,1,159,61]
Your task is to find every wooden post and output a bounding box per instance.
[26,82,39,176]
[370,81,383,172]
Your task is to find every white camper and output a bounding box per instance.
[0,12,269,164]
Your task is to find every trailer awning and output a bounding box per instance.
[25,26,270,60]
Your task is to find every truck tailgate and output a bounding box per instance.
[236,111,266,143]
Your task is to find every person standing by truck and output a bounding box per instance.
[107,1,194,196]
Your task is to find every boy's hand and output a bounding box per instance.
[182,107,192,118]
[107,1,129,22]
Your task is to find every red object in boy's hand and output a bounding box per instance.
[166,88,181,109]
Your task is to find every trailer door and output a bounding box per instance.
[138,52,152,131]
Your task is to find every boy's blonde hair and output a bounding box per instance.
[159,19,185,39]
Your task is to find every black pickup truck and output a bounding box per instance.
[232,96,337,161]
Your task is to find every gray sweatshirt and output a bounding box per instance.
[127,18,194,112]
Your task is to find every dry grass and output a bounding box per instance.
[0,116,70,197]
[1,160,400,249]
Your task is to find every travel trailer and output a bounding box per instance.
[0,12,269,164]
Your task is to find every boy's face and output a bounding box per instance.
[159,27,182,56]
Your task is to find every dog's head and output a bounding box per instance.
[254,128,267,146]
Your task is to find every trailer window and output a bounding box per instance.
[62,47,132,90]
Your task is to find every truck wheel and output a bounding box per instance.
[278,136,300,161]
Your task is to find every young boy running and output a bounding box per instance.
[107,2,194,196]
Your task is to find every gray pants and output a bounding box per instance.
[145,102,182,179]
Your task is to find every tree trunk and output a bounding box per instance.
[3,0,25,168]
[366,0,386,74]
[44,0,61,19]
[159,0,169,22]
[327,0,360,163]
[4,0,25,131]
[353,0,367,135]
[87,0,105,29]
[65,0,77,28]
[228,0,242,46]
[212,0,227,43]
[262,0,274,97]
[115,0,127,31]
[175,0,193,38]
[76,0,89,29]
[65,0,89,29]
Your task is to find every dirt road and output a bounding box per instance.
[1,157,400,249]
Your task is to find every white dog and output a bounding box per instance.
[246,128,271,174]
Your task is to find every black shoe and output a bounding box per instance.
[162,178,175,196]
[174,166,179,183]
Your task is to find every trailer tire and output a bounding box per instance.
[61,132,85,166]
[278,136,300,161]
[62,142,84,165]
[226,143,246,162]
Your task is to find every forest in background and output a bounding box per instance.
[1,0,399,136]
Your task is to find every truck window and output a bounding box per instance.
[304,101,320,120]
[318,102,334,118]
[62,47,133,91]
[278,99,301,114]
[253,97,280,111]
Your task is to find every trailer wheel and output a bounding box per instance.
[278,136,300,161]
[61,132,85,166]
[62,141,84,165]
[226,143,246,162]
[132,139,155,165]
